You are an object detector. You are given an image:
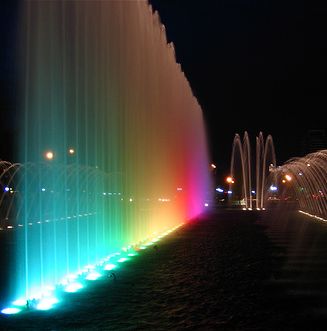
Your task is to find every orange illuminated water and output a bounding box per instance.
[0,0,212,310]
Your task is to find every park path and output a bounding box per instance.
[0,208,327,330]
[257,206,327,330]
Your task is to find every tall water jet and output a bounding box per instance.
[256,132,276,210]
[230,132,252,209]
[1,0,211,310]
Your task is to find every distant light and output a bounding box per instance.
[177,187,183,191]
[251,190,256,194]
[68,148,75,155]
[4,187,9,192]
[269,185,278,191]
[1,307,21,315]
[226,176,234,184]
[307,163,311,167]
[210,163,216,169]
[285,174,292,181]
[41,188,46,192]
[227,190,232,194]
[129,198,133,202]
[298,172,303,176]
[216,188,224,193]
[204,203,209,207]
[44,151,54,160]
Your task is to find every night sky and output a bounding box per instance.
[149,0,327,177]
[1,0,327,181]
[0,0,19,162]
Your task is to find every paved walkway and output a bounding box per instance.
[257,206,327,330]
[0,208,327,330]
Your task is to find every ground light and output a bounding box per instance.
[1,308,21,315]
[299,210,327,222]
[64,282,83,293]
[1,222,184,315]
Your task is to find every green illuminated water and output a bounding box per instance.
[2,0,212,308]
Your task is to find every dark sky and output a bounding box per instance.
[1,0,327,179]
[0,0,19,161]
[149,0,327,176]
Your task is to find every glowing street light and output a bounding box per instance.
[269,185,278,191]
[226,176,235,184]
[44,151,54,160]
[285,174,292,182]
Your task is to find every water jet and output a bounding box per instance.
[0,0,211,312]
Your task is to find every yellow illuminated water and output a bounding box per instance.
[1,0,212,308]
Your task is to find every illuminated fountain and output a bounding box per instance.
[256,132,277,210]
[230,132,252,209]
[0,162,21,231]
[229,131,276,209]
[0,1,211,313]
[268,150,327,221]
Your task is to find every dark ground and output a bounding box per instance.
[1,207,327,330]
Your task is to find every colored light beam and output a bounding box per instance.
[0,0,212,310]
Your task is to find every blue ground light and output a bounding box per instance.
[1,223,184,315]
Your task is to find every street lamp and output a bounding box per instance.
[44,151,54,160]
[226,176,235,184]
[285,174,292,182]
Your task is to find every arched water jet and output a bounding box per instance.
[256,132,277,210]
[230,132,251,209]
[256,133,264,210]
[230,131,276,210]
[270,150,327,220]
[243,132,252,209]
